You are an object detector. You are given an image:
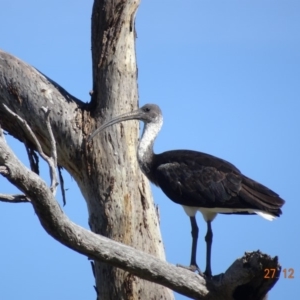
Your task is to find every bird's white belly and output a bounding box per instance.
[182,205,276,221]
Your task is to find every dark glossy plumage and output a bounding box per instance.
[89,103,285,278]
[150,150,283,216]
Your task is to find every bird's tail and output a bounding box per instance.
[240,175,285,218]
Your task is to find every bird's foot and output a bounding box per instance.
[176,264,204,276]
[203,270,212,279]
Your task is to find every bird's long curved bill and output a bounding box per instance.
[87,110,140,142]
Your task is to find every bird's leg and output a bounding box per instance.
[204,220,213,278]
[189,216,200,271]
[177,216,203,274]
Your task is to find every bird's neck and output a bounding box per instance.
[137,117,163,175]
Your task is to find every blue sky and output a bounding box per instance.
[0,1,299,299]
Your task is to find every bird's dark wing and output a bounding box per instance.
[152,150,284,215]
[239,175,284,213]
[154,159,242,208]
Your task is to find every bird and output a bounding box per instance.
[88,104,285,278]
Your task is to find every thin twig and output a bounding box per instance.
[2,104,58,195]
[58,166,66,206]
[42,107,57,167]
[41,106,58,194]
[2,104,48,161]
[0,193,30,203]
[25,144,39,174]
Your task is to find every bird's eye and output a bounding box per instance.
[144,107,150,112]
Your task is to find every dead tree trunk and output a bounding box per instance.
[0,0,281,299]
[0,0,172,299]
[87,0,172,298]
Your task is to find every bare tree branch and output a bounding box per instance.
[2,104,58,195]
[0,127,280,299]
[58,166,67,206]
[25,145,40,174]
[0,50,85,182]
[41,106,58,194]
[0,193,29,203]
[3,104,49,160]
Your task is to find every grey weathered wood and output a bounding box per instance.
[0,193,29,203]
[0,49,281,299]
[87,0,174,298]
[0,130,280,299]
[0,0,172,297]
[0,0,281,298]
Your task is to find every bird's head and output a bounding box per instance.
[88,103,163,142]
[136,104,162,124]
